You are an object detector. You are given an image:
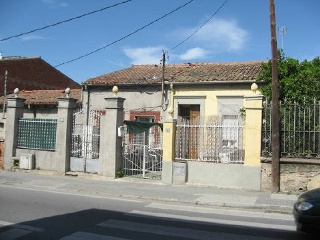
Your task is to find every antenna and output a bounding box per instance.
[278,26,287,50]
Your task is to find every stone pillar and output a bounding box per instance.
[161,120,177,184]
[55,97,77,172]
[243,95,264,166]
[99,97,125,177]
[3,97,25,170]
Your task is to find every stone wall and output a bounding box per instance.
[261,158,320,193]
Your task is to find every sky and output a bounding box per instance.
[1,0,320,84]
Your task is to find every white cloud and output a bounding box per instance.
[42,0,68,8]
[179,47,207,60]
[60,3,69,7]
[194,18,248,51]
[123,47,163,65]
[20,35,45,41]
[171,17,248,61]
[42,0,55,3]
[122,18,248,64]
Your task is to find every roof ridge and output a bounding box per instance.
[1,56,41,61]
[132,60,266,67]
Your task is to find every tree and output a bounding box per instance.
[258,50,320,104]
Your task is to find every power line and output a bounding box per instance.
[169,0,229,52]
[0,0,133,42]
[55,0,194,68]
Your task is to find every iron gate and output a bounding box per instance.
[122,121,163,179]
[70,108,103,173]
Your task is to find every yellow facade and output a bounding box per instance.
[173,87,257,117]
[163,84,264,166]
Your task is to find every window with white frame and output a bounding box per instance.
[217,96,244,149]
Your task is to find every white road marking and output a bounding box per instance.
[127,210,296,231]
[146,202,294,220]
[60,231,128,240]
[98,219,281,240]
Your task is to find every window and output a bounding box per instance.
[222,115,239,148]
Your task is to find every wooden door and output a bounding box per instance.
[189,105,200,159]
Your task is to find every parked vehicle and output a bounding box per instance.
[293,188,320,232]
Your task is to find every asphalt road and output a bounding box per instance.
[0,181,313,240]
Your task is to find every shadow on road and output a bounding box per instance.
[0,207,317,240]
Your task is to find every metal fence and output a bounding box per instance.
[71,108,102,160]
[122,124,163,179]
[17,118,57,150]
[262,99,320,158]
[175,118,244,163]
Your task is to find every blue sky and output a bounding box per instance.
[1,0,319,84]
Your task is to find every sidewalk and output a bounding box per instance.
[0,170,298,214]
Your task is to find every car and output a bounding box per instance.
[293,188,320,232]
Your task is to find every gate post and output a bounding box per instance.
[243,95,264,166]
[56,96,77,172]
[3,96,25,170]
[100,96,125,177]
[161,119,177,184]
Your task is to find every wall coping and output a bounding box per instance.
[261,157,320,165]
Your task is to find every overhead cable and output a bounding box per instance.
[169,0,229,52]
[55,0,194,67]
[0,0,133,42]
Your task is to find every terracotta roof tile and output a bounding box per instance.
[0,89,81,106]
[83,61,265,86]
[0,56,80,95]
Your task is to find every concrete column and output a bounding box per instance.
[3,97,25,170]
[55,97,77,172]
[161,120,177,184]
[243,95,264,166]
[99,97,125,177]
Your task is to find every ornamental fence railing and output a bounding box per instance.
[175,118,244,164]
[262,99,320,158]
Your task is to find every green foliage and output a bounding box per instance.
[115,168,124,178]
[239,107,246,117]
[258,50,320,104]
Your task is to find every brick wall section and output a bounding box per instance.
[261,159,320,193]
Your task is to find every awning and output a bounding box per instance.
[124,120,163,134]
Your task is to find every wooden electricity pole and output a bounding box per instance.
[270,0,280,192]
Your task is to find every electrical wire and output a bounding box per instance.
[54,0,194,67]
[0,0,133,42]
[169,0,229,52]
[157,0,230,113]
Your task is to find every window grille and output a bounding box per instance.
[17,118,57,150]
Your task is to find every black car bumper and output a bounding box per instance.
[293,208,320,231]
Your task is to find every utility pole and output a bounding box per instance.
[161,50,165,96]
[270,0,280,192]
[161,50,168,111]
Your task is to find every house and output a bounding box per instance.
[1,60,268,190]
[82,61,265,123]
[0,55,81,169]
[82,61,266,189]
[0,55,81,136]
[0,56,80,95]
